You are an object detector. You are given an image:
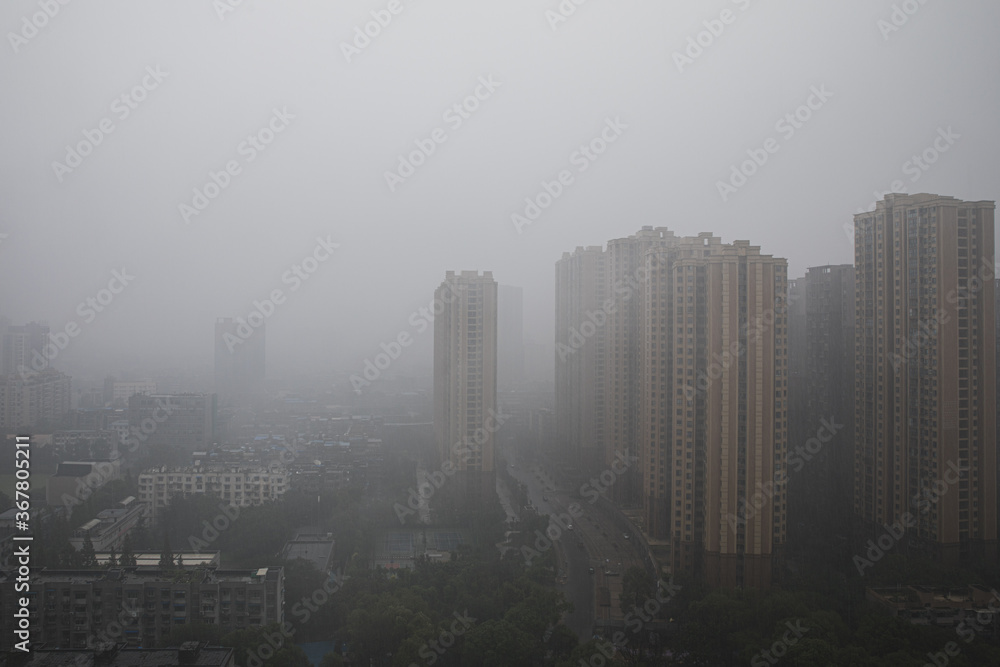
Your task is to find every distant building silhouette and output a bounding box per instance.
[0,368,71,430]
[1,321,50,376]
[787,265,855,551]
[497,284,525,390]
[555,246,607,473]
[214,317,266,401]
[434,271,499,508]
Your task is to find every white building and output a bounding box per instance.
[138,465,288,519]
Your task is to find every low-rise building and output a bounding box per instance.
[138,465,287,520]
[0,566,283,651]
[69,497,146,553]
[12,641,234,666]
[868,586,1000,636]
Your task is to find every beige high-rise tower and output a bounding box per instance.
[854,193,996,564]
[555,246,606,470]
[641,235,788,589]
[434,271,499,506]
[604,226,678,505]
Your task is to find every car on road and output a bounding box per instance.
[623,532,631,540]
[567,524,573,530]
[588,567,595,574]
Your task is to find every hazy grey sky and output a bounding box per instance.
[2,0,998,384]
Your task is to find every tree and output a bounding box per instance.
[159,533,175,570]
[319,653,344,667]
[108,547,118,567]
[120,534,137,567]
[80,535,98,567]
[619,565,655,614]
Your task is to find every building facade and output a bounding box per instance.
[1,321,49,377]
[555,246,606,471]
[434,271,499,506]
[0,368,72,431]
[641,236,788,589]
[0,566,283,651]
[604,227,679,506]
[786,265,856,547]
[126,393,216,452]
[854,193,996,564]
[138,465,288,520]
[214,317,266,400]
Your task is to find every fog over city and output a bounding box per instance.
[4,2,1000,665]
[2,0,997,386]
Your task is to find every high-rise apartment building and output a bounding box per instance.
[854,193,996,564]
[498,285,525,390]
[126,393,216,453]
[434,271,498,506]
[1,321,50,377]
[555,246,606,470]
[0,368,72,430]
[641,235,788,589]
[214,317,266,400]
[556,229,788,589]
[604,227,678,506]
[787,266,855,548]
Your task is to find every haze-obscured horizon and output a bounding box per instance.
[2,0,998,388]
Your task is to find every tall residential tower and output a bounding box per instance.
[434,271,499,506]
[854,193,996,564]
